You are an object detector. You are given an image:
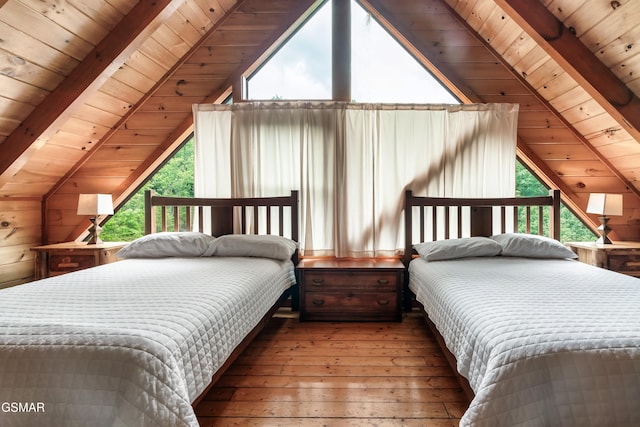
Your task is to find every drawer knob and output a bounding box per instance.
[377,279,389,285]
[311,278,324,285]
[57,262,80,268]
[312,299,325,306]
[377,299,390,305]
[58,257,80,268]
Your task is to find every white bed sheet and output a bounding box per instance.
[409,256,640,427]
[0,256,295,427]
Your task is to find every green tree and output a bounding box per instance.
[100,138,194,241]
[515,162,595,242]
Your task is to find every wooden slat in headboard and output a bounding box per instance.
[403,189,561,266]
[144,190,299,242]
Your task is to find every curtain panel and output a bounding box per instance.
[193,102,518,257]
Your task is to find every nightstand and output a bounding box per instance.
[566,242,640,278]
[31,242,127,280]
[298,258,405,321]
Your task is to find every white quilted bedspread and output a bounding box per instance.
[0,257,295,427]
[409,257,640,427]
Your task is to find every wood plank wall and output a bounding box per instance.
[0,199,40,288]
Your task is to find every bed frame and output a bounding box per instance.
[143,189,299,408]
[403,188,561,402]
[144,190,299,241]
[403,189,561,267]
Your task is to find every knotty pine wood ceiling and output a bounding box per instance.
[1,0,639,243]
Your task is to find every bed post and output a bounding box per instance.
[404,190,413,267]
[144,190,156,235]
[403,189,414,312]
[290,190,299,243]
[550,189,561,240]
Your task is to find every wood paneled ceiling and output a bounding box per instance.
[0,0,639,242]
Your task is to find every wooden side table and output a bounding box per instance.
[298,258,405,321]
[31,242,127,280]
[565,241,640,278]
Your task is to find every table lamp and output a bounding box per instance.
[586,193,623,244]
[77,194,114,244]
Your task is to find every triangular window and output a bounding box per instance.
[247,0,457,103]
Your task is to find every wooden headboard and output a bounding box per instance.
[403,189,561,266]
[144,190,299,242]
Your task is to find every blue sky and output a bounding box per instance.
[247,1,458,103]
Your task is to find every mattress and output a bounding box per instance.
[409,256,640,427]
[0,257,295,427]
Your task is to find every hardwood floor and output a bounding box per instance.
[195,311,468,426]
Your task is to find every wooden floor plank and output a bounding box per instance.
[211,387,466,403]
[197,400,451,418]
[195,311,467,426]
[225,364,455,377]
[232,355,448,368]
[198,418,459,427]
[213,374,462,389]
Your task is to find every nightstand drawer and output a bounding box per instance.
[608,253,640,275]
[303,271,398,290]
[49,254,96,274]
[303,291,399,321]
[297,258,405,322]
[304,292,398,312]
[31,242,127,279]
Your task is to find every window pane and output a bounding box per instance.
[247,3,331,100]
[351,1,457,103]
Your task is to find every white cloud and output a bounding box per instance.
[249,59,331,100]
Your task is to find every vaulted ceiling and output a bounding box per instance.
[1,0,639,247]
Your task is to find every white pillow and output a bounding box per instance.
[414,236,502,261]
[206,234,298,260]
[116,232,215,258]
[490,233,577,259]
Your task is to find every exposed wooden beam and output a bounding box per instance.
[332,0,351,101]
[0,0,185,178]
[495,0,640,143]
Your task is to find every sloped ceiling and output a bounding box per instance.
[0,0,639,243]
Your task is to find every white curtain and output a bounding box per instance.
[193,102,517,257]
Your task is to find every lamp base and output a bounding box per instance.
[595,215,613,245]
[595,235,613,245]
[86,217,103,245]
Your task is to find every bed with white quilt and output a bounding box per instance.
[404,190,640,427]
[0,191,299,427]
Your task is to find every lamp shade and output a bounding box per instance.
[586,193,623,216]
[77,194,114,216]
